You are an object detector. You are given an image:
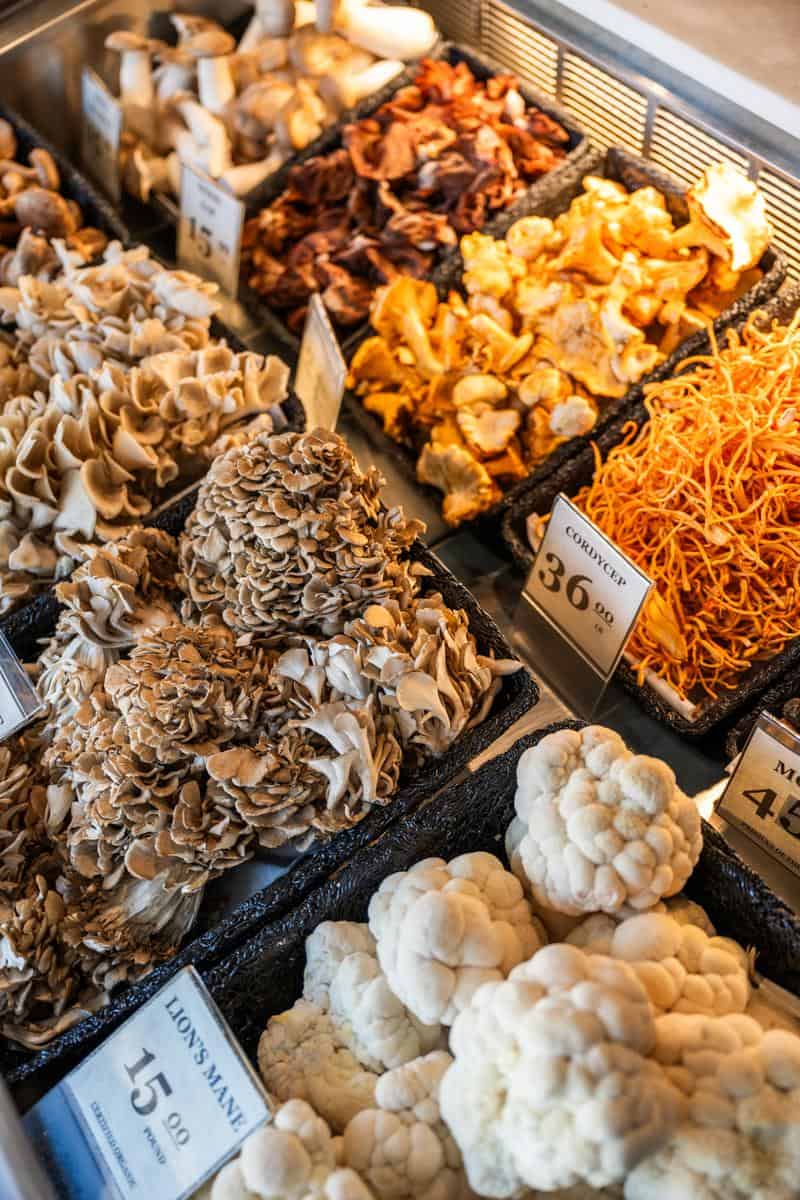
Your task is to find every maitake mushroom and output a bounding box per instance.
[178,427,425,636]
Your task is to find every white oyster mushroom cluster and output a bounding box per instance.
[368,852,545,1025]
[440,944,683,1196]
[110,4,436,203]
[567,911,751,1017]
[509,726,702,917]
[0,242,290,612]
[207,1099,376,1200]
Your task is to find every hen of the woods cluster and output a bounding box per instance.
[0,240,291,612]
[0,428,517,1046]
[232,725,800,1200]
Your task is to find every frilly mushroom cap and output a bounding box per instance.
[105,622,269,763]
[178,428,425,637]
[685,161,772,271]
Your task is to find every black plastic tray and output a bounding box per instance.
[0,102,130,245]
[239,41,593,358]
[343,145,785,539]
[3,531,537,1087]
[11,719,787,1106]
[502,284,800,738]
[725,664,800,760]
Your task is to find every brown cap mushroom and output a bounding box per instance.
[0,120,17,161]
[14,188,78,238]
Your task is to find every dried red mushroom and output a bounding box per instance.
[241,59,570,331]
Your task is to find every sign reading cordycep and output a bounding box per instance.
[0,631,43,740]
[719,711,800,876]
[295,293,347,430]
[25,967,269,1200]
[178,164,244,296]
[524,494,653,681]
[80,68,122,204]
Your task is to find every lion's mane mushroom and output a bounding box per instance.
[178,428,424,637]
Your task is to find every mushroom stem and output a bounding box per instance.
[340,3,437,60]
[118,47,155,109]
[319,57,404,112]
[219,151,285,196]
[237,13,264,51]
[257,0,296,38]
[197,56,236,114]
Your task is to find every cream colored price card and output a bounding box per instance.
[80,67,123,204]
[719,711,800,875]
[61,967,269,1200]
[524,494,653,679]
[295,293,347,430]
[177,164,244,296]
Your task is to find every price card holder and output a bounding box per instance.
[177,164,244,296]
[718,711,800,877]
[25,967,270,1200]
[514,494,653,716]
[0,631,44,739]
[295,293,347,430]
[80,67,122,204]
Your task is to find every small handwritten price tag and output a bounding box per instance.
[295,293,347,430]
[177,164,244,296]
[719,711,800,875]
[524,494,653,680]
[80,67,122,204]
[25,967,269,1200]
[0,631,43,740]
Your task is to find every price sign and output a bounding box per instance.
[719,711,800,875]
[25,967,269,1200]
[0,631,43,739]
[524,494,653,680]
[177,164,244,296]
[80,67,122,204]
[295,293,347,430]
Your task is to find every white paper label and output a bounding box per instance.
[63,967,269,1200]
[524,494,653,679]
[80,67,122,204]
[0,631,44,739]
[295,293,347,430]
[719,711,800,875]
[177,164,244,296]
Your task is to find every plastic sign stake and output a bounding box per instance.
[177,164,244,296]
[719,711,800,876]
[295,293,347,430]
[25,967,270,1200]
[0,631,43,740]
[80,67,122,204]
[524,494,653,682]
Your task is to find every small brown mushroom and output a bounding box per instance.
[14,188,78,238]
[29,148,60,191]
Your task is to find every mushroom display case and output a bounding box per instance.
[0,424,537,1089]
[341,146,783,536]
[18,721,798,1200]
